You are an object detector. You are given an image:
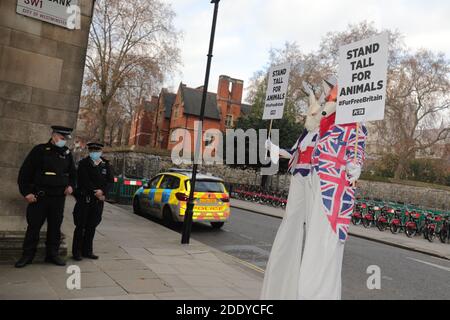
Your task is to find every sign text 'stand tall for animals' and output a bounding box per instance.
[336,33,389,125]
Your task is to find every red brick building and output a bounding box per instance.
[129,75,251,151]
[128,96,159,146]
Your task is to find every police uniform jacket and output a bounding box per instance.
[76,156,114,198]
[18,141,76,197]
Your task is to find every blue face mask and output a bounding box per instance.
[55,139,66,148]
[89,152,102,161]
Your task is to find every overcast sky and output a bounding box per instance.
[162,0,450,102]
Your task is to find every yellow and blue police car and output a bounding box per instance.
[132,169,230,228]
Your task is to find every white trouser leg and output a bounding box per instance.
[297,171,345,300]
[260,174,308,300]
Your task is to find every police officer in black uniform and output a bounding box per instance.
[16,126,76,268]
[72,142,114,261]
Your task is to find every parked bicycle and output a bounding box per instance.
[352,201,366,225]
[439,215,449,244]
[422,213,438,242]
[376,206,395,232]
[389,208,405,234]
[405,211,423,238]
[362,203,381,228]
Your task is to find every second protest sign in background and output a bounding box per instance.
[336,33,389,125]
[263,63,291,120]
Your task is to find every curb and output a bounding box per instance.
[345,232,450,261]
[231,203,450,261]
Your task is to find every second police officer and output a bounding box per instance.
[72,142,114,261]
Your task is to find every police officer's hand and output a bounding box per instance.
[64,186,73,195]
[25,194,37,203]
[94,189,104,198]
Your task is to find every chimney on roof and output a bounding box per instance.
[217,75,243,103]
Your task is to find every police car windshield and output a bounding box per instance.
[186,180,224,193]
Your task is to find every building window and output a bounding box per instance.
[225,114,233,128]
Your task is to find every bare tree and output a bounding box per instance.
[246,42,333,119]
[378,50,450,178]
[84,0,180,144]
[318,21,405,70]
[317,22,450,178]
[246,21,450,181]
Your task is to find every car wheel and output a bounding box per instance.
[211,222,225,229]
[163,206,174,227]
[133,197,141,215]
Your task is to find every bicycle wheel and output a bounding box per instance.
[405,226,416,238]
[439,229,448,243]
[428,231,435,243]
[362,218,371,228]
[423,228,429,240]
[377,221,386,232]
[390,223,399,234]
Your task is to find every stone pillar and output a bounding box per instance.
[0,0,94,258]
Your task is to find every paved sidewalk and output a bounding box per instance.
[0,198,263,300]
[231,199,450,260]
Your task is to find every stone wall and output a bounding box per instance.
[103,151,261,185]
[357,180,449,211]
[0,0,94,231]
[103,150,450,211]
[263,174,449,210]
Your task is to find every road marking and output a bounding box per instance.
[239,233,253,240]
[233,258,265,274]
[407,257,450,272]
[213,247,265,274]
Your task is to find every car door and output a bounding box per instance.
[153,174,179,218]
[141,175,163,216]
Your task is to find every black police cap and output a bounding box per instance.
[86,142,104,150]
[51,126,73,139]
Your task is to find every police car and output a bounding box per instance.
[132,169,230,228]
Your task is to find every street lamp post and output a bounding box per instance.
[181,0,221,244]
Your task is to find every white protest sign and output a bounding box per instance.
[336,33,389,125]
[262,63,291,120]
[16,0,80,29]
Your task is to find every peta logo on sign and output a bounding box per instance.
[352,108,365,116]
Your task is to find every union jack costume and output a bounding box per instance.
[287,129,319,177]
[312,118,367,241]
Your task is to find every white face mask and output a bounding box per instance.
[89,151,102,161]
[55,139,66,148]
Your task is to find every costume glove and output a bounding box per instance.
[265,139,292,163]
[346,162,361,184]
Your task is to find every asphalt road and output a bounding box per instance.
[117,204,450,300]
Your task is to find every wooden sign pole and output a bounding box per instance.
[353,122,360,187]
